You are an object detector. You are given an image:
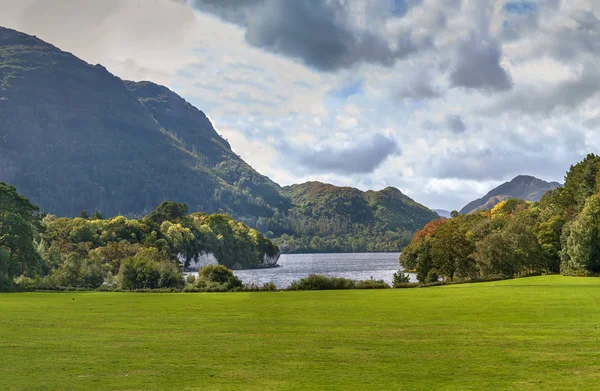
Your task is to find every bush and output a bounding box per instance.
[426,269,440,283]
[14,276,36,290]
[392,270,411,287]
[355,279,390,289]
[81,260,105,288]
[288,274,356,291]
[119,257,160,290]
[244,281,278,292]
[197,265,243,291]
[158,261,184,289]
[186,274,196,284]
[261,281,278,291]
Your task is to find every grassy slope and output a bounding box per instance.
[1,276,600,390]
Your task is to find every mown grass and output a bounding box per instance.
[1,276,600,390]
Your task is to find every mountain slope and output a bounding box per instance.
[433,209,452,218]
[459,175,562,214]
[0,26,284,219]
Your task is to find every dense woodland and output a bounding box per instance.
[0,27,437,254]
[0,182,279,292]
[401,154,600,282]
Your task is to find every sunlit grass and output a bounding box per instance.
[1,276,600,390]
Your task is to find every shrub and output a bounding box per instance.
[119,257,160,290]
[288,275,356,291]
[186,274,196,284]
[426,269,440,283]
[392,270,411,287]
[261,281,278,291]
[14,276,36,290]
[355,279,390,289]
[81,260,105,288]
[197,265,243,291]
[158,261,184,289]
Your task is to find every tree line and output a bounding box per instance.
[401,154,600,282]
[0,184,279,292]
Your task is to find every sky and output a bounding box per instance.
[1,0,599,210]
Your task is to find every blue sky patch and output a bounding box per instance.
[504,1,537,15]
[328,80,364,99]
[392,0,408,16]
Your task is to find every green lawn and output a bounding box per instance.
[1,276,600,390]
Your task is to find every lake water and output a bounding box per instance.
[227,253,415,289]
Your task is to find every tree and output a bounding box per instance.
[0,182,41,288]
[562,195,600,274]
[78,210,89,219]
[146,201,188,225]
[392,270,411,286]
[91,210,104,220]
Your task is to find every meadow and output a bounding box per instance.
[1,276,600,390]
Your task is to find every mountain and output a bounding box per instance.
[275,182,438,253]
[433,209,451,218]
[459,175,562,214]
[0,26,438,252]
[0,26,287,220]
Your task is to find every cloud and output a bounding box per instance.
[0,0,197,85]
[449,31,513,92]
[280,133,400,175]
[449,1,513,92]
[490,63,600,115]
[446,115,467,133]
[188,0,418,71]
[394,75,440,100]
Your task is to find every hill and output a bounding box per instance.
[275,182,438,253]
[459,175,561,214]
[0,26,438,252]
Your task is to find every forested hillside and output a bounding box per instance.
[401,154,600,282]
[0,26,438,253]
[274,182,438,253]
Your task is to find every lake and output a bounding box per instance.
[197,253,415,289]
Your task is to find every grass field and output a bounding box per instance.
[1,276,600,390]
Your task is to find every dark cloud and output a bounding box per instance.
[280,133,399,175]
[394,77,440,100]
[189,0,417,71]
[449,30,513,92]
[447,1,513,92]
[446,115,466,133]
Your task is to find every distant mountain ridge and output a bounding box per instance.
[433,209,451,218]
[276,182,438,252]
[459,175,562,214]
[0,26,438,253]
